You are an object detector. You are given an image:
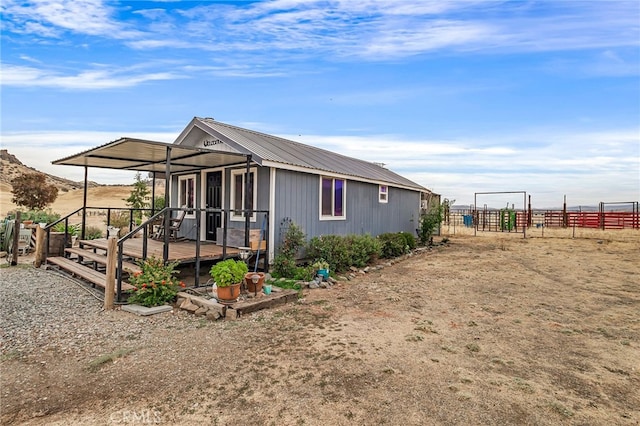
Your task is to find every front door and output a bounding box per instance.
[206,171,222,241]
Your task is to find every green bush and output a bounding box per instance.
[15,209,61,224]
[84,226,104,240]
[273,222,307,278]
[106,210,132,237]
[346,234,381,268]
[378,232,410,259]
[52,222,79,236]
[128,258,185,307]
[306,234,381,272]
[418,204,443,245]
[398,232,416,250]
[272,253,298,279]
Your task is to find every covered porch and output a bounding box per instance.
[44,138,269,302]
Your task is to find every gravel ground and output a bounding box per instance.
[0,265,200,361]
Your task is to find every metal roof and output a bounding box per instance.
[195,118,427,191]
[52,137,249,173]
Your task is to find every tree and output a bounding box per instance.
[125,172,150,221]
[417,203,443,246]
[11,172,58,210]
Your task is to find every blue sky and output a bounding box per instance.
[1,0,639,208]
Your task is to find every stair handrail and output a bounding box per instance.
[43,207,84,263]
[115,207,168,302]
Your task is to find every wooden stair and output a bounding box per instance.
[47,256,135,292]
[64,247,142,274]
[46,245,141,293]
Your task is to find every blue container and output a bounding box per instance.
[463,215,473,227]
[317,269,329,280]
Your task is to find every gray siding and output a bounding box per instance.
[273,169,420,249]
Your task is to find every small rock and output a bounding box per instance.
[350,266,358,272]
[363,267,371,273]
[225,308,239,320]
[309,282,320,289]
[194,307,208,316]
[206,310,222,320]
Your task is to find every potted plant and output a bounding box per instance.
[210,259,248,302]
[127,257,186,307]
[244,271,265,293]
[312,259,330,281]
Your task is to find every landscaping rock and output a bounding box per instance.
[194,307,208,316]
[206,310,222,320]
[225,308,239,320]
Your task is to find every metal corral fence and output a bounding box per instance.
[447,201,639,232]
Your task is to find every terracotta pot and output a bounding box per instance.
[245,272,265,293]
[216,283,241,302]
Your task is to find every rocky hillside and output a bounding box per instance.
[0,149,98,192]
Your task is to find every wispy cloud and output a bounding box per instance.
[1,0,140,38]
[0,63,182,89]
[1,125,637,206]
[4,1,638,59]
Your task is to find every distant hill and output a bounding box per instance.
[0,149,99,192]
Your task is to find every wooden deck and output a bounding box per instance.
[77,237,241,263]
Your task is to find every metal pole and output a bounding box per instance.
[82,166,88,240]
[244,155,252,247]
[163,146,172,262]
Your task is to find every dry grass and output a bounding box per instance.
[1,231,639,425]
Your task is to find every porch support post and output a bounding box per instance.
[81,166,88,240]
[163,146,172,262]
[244,155,251,247]
[151,172,156,216]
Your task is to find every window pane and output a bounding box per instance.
[334,179,344,216]
[234,174,243,214]
[321,178,332,216]
[246,172,254,213]
[180,180,187,206]
[187,178,194,208]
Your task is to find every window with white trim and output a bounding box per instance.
[231,168,257,221]
[178,175,195,218]
[320,176,346,220]
[379,185,388,203]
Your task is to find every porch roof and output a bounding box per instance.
[52,137,250,174]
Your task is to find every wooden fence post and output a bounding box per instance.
[104,237,117,310]
[11,211,21,266]
[34,226,46,268]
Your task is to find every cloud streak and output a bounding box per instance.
[3,126,636,207]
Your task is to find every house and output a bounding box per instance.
[53,117,436,263]
[168,117,433,259]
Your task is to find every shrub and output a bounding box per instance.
[106,210,132,237]
[306,234,381,272]
[273,222,306,278]
[16,209,61,224]
[347,234,382,267]
[398,232,416,250]
[84,226,104,240]
[127,258,185,307]
[273,253,298,279]
[378,232,410,259]
[418,203,443,245]
[52,222,79,236]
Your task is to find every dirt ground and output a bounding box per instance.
[1,230,639,425]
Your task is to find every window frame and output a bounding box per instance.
[319,176,346,221]
[230,167,257,222]
[379,184,389,203]
[177,174,196,219]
